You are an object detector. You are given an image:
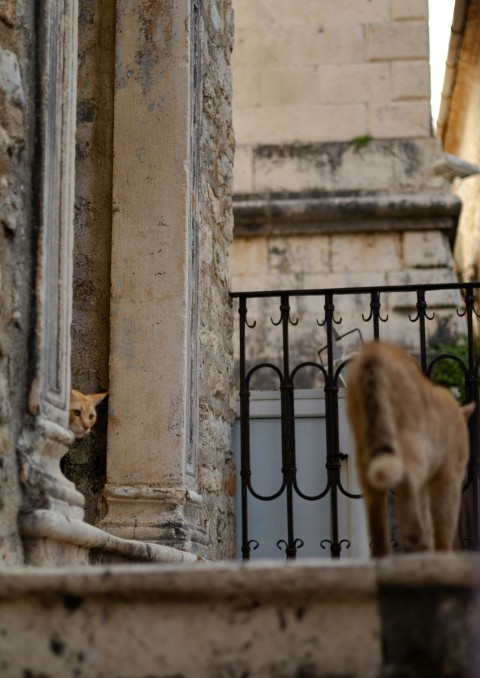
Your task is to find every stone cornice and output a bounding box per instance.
[233,193,462,237]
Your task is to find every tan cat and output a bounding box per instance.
[69,389,108,439]
[346,341,474,557]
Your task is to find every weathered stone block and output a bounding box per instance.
[232,145,254,194]
[331,232,403,273]
[230,237,270,278]
[319,62,391,104]
[369,101,431,138]
[366,22,429,61]
[260,66,320,106]
[322,0,391,23]
[267,235,330,275]
[251,141,397,195]
[391,0,428,21]
[387,268,463,309]
[392,59,430,100]
[300,103,369,143]
[309,24,366,65]
[235,103,369,145]
[232,67,261,108]
[403,231,453,269]
[233,105,298,145]
[393,138,446,191]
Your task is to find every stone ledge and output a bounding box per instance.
[20,510,200,566]
[0,557,378,600]
[233,193,462,238]
[0,552,477,597]
[0,554,477,678]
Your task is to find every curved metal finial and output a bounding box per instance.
[271,314,283,326]
[461,291,480,318]
[276,538,304,554]
[362,294,389,323]
[271,298,298,327]
[248,539,260,551]
[409,292,435,322]
[238,302,257,328]
[409,309,435,322]
[317,299,342,327]
[271,308,299,326]
[362,309,389,322]
[320,538,351,551]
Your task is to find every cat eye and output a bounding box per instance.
[89,414,94,420]
[73,409,81,416]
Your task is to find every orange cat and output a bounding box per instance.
[347,341,474,557]
[69,389,108,439]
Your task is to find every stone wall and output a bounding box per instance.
[232,0,433,192]
[229,0,463,380]
[197,0,237,559]
[0,1,35,564]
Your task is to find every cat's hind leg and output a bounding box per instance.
[429,470,463,551]
[395,479,431,552]
[364,489,389,557]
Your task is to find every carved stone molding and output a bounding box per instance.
[18,0,84,564]
[35,0,77,426]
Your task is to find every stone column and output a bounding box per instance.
[17,0,88,564]
[100,0,207,555]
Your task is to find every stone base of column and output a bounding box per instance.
[98,484,209,558]
[17,418,87,565]
[20,513,90,566]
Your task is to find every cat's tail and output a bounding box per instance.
[357,351,404,491]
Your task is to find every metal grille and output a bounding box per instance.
[231,282,480,560]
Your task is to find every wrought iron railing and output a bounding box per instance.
[231,282,480,560]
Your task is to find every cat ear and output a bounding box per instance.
[462,401,476,421]
[90,392,108,406]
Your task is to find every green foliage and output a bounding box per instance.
[349,134,373,150]
[429,335,478,403]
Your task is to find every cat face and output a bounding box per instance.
[69,389,108,439]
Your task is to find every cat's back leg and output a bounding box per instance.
[429,462,465,551]
[364,489,389,557]
[395,477,432,552]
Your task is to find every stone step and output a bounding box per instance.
[0,553,478,677]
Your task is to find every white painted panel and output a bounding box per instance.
[234,389,369,560]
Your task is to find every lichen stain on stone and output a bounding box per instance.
[135,0,175,94]
[254,142,352,174]
[396,140,421,178]
[277,608,287,631]
[62,594,84,612]
[50,636,65,656]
